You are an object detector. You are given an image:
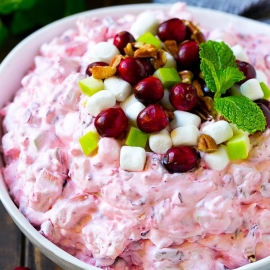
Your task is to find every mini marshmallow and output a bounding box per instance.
[88,42,120,63]
[163,52,177,69]
[240,78,264,101]
[120,94,138,112]
[171,125,200,146]
[130,12,159,37]
[149,129,172,154]
[170,111,201,129]
[202,120,233,145]
[104,76,132,102]
[231,44,249,62]
[256,69,268,85]
[125,102,145,126]
[120,146,146,171]
[160,90,175,111]
[86,90,116,117]
[203,145,230,171]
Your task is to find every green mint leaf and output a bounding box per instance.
[199,40,245,96]
[200,57,220,93]
[217,67,246,94]
[214,96,266,134]
[200,40,235,70]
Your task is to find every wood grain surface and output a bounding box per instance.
[0,0,151,269]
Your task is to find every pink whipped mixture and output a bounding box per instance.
[2,2,270,269]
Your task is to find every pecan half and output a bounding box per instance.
[92,66,117,79]
[198,134,218,153]
[134,44,158,58]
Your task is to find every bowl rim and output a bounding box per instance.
[0,3,270,270]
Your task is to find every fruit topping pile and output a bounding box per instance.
[78,13,270,174]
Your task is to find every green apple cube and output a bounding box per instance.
[227,133,250,160]
[137,32,162,49]
[260,82,270,100]
[79,131,100,156]
[126,127,148,148]
[153,67,181,89]
[78,76,104,96]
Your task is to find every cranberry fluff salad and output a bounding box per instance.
[2,1,270,269]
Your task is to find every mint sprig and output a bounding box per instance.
[199,40,266,134]
[215,96,266,134]
[200,40,245,98]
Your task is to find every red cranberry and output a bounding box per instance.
[137,104,169,133]
[176,40,200,70]
[85,61,108,76]
[255,99,270,110]
[162,146,197,173]
[255,100,270,128]
[170,83,198,111]
[157,18,187,43]
[94,107,128,138]
[113,31,135,54]
[134,77,164,105]
[236,60,256,84]
[118,57,147,85]
[137,58,155,76]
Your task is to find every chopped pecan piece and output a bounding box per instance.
[153,49,167,70]
[133,41,145,49]
[198,134,218,153]
[164,108,175,122]
[134,44,158,58]
[248,254,256,263]
[92,66,117,79]
[164,40,178,56]
[200,96,214,112]
[193,96,215,121]
[192,79,204,97]
[110,55,123,68]
[124,43,135,56]
[179,70,194,84]
[192,31,206,44]
[183,20,206,44]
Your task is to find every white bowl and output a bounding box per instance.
[1,3,270,270]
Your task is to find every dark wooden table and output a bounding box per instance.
[0,0,151,269]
